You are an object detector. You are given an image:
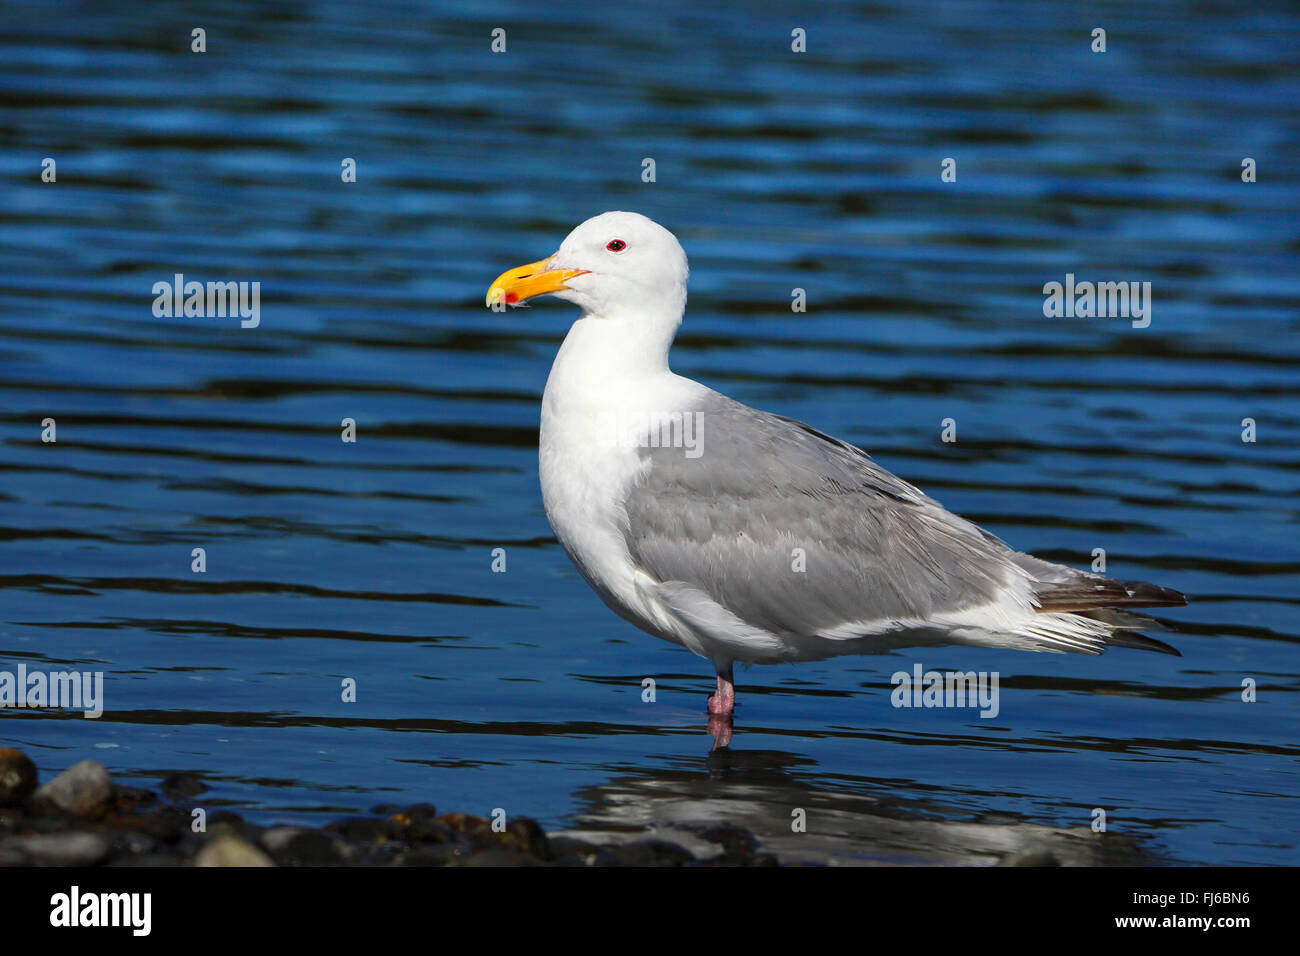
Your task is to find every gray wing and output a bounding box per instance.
[621,391,1022,639]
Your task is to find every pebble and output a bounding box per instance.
[593,839,695,867]
[0,832,111,866]
[34,759,113,818]
[0,747,39,806]
[260,827,307,854]
[698,823,759,856]
[195,836,275,867]
[115,831,157,856]
[325,816,398,842]
[261,827,342,865]
[161,772,209,799]
[547,836,601,865]
[399,845,456,865]
[499,817,551,860]
[385,804,452,843]
[0,747,768,867]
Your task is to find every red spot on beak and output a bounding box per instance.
[505,292,519,304]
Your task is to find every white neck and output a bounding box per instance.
[536,300,698,623]
[547,298,685,396]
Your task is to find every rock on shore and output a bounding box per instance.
[0,749,770,867]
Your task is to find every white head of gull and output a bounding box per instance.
[487,211,1185,736]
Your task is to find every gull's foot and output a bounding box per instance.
[706,672,735,716]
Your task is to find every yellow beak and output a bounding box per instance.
[485,258,588,308]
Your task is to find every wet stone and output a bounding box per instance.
[34,760,113,819]
[0,832,111,866]
[260,827,305,854]
[134,805,193,842]
[0,748,39,807]
[113,831,157,857]
[262,828,341,865]
[195,835,275,867]
[594,839,695,867]
[456,847,541,867]
[390,803,438,822]
[698,823,759,856]
[400,845,459,866]
[207,820,267,851]
[111,785,158,812]
[325,816,399,842]
[499,817,550,860]
[386,804,452,843]
[432,813,498,851]
[436,812,489,834]
[548,836,601,866]
[160,773,209,799]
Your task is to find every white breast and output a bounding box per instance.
[538,315,708,653]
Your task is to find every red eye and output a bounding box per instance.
[606,239,626,252]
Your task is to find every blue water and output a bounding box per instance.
[1,0,1297,864]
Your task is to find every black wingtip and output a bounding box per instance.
[1106,631,1182,657]
[1139,583,1188,608]
[1036,578,1189,612]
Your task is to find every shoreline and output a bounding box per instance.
[0,748,774,867]
[2,747,1151,866]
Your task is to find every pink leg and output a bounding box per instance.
[707,666,735,716]
[706,665,735,750]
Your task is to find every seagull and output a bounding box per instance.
[486,211,1186,722]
